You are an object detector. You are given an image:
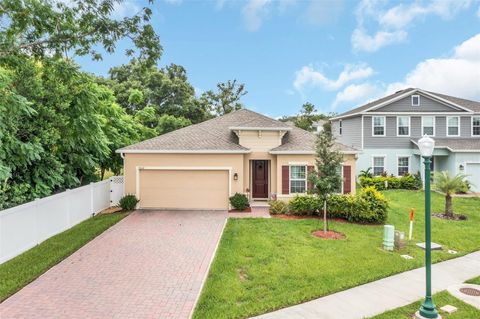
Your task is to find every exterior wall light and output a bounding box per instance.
[233,173,238,181]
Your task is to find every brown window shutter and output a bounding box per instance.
[307,165,314,191]
[343,165,352,194]
[282,166,289,194]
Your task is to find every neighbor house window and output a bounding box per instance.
[472,116,480,136]
[339,120,343,136]
[372,116,385,136]
[447,116,460,136]
[290,165,306,193]
[422,116,435,136]
[397,116,410,136]
[411,95,420,106]
[372,156,385,176]
[397,157,409,176]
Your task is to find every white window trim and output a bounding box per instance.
[372,116,386,137]
[397,155,411,177]
[396,116,411,137]
[371,155,386,176]
[446,116,460,137]
[339,120,343,136]
[472,116,480,137]
[421,116,436,137]
[411,95,420,106]
[289,165,307,194]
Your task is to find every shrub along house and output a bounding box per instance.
[117,109,359,210]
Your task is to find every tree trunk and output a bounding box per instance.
[323,199,327,234]
[100,168,105,181]
[445,194,453,217]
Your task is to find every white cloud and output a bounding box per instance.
[305,0,344,25]
[111,1,140,18]
[332,83,379,109]
[398,33,480,100]
[336,33,480,110]
[351,28,407,53]
[242,0,272,31]
[352,0,475,52]
[293,63,374,92]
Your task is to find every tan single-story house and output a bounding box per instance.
[117,109,359,210]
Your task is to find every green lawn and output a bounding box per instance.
[193,190,480,319]
[369,290,480,319]
[466,276,480,285]
[0,212,128,301]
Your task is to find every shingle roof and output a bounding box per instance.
[118,108,358,154]
[425,91,480,113]
[333,88,480,119]
[333,88,416,119]
[270,126,358,154]
[411,138,480,152]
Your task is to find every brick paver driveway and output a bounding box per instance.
[0,210,227,319]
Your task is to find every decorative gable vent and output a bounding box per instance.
[411,95,420,107]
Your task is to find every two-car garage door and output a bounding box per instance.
[138,169,230,210]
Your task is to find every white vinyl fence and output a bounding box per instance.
[0,176,124,264]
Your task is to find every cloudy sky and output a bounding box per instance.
[77,0,480,117]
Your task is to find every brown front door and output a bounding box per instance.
[252,160,268,198]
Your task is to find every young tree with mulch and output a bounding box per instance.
[433,171,469,218]
[310,122,343,234]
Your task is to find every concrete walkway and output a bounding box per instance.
[254,251,480,319]
[0,210,227,319]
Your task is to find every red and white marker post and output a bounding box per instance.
[409,208,415,240]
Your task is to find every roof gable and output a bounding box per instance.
[333,88,480,120]
[370,93,467,113]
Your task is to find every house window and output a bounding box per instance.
[422,116,435,136]
[372,156,385,176]
[290,165,306,193]
[372,116,385,136]
[397,157,409,176]
[472,116,480,136]
[397,116,410,136]
[339,120,343,136]
[447,116,460,136]
[411,95,420,106]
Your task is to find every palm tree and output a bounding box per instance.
[432,171,468,217]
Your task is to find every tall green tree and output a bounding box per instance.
[294,102,317,131]
[310,122,343,233]
[200,79,247,116]
[0,0,161,64]
[108,61,209,123]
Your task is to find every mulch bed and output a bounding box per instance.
[229,207,252,213]
[432,212,468,221]
[271,214,379,226]
[98,206,123,215]
[311,230,346,240]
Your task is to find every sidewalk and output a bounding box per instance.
[253,251,480,319]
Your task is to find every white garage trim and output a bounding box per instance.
[135,166,232,208]
[464,162,480,192]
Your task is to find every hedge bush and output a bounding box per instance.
[119,194,139,211]
[359,173,422,190]
[229,193,249,211]
[268,187,389,224]
[289,195,319,215]
[268,200,289,214]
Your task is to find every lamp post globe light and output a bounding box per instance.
[416,135,440,319]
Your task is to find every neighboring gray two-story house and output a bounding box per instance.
[331,88,480,192]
